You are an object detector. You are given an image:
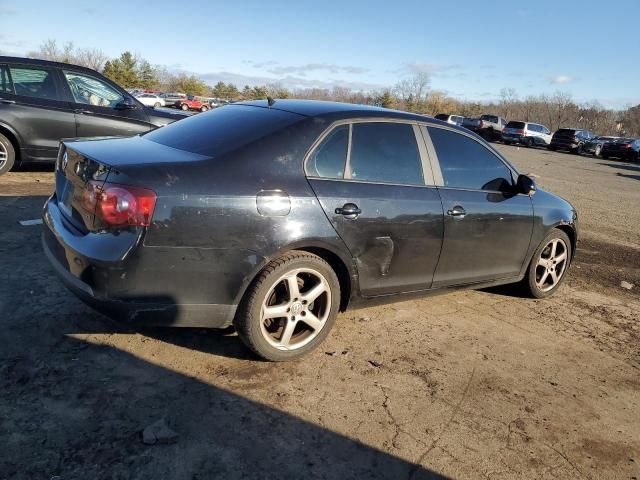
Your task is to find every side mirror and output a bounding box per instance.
[516,174,536,196]
[115,97,138,110]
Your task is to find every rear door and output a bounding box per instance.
[306,120,444,296]
[424,125,533,287]
[1,63,76,161]
[60,69,154,138]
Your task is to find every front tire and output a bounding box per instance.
[594,144,602,157]
[523,230,572,299]
[0,132,16,175]
[181,104,189,111]
[235,251,341,361]
[154,102,161,108]
[200,106,209,112]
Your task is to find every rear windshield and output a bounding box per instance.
[506,121,525,129]
[480,115,498,123]
[435,114,449,120]
[556,129,577,134]
[144,105,302,156]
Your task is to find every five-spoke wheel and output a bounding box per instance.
[235,251,340,361]
[524,229,572,298]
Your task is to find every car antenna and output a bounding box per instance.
[267,96,276,108]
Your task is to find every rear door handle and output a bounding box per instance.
[446,205,466,218]
[335,203,361,219]
[0,98,16,104]
[74,109,94,114]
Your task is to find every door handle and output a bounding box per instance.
[335,203,361,219]
[0,98,16,104]
[74,109,94,115]
[446,205,466,218]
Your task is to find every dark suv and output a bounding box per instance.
[0,56,187,174]
[548,128,595,154]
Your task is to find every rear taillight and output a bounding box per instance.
[515,129,525,135]
[621,143,632,149]
[479,120,484,128]
[83,181,157,227]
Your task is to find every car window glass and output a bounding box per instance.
[428,127,513,191]
[9,66,59,100]
[0,65,12,94]
[307,125,348,179]
[63,71,124,108]
[349,122,423,185]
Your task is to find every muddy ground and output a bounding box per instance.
[0,145,638,479]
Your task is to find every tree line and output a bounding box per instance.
[29,40,640,136]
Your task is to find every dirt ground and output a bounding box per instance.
[1,146,638,480]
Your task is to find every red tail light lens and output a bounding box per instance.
[515,129,525,135]
[83,181,157,227]
[621,143,632,149]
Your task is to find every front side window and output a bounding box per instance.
[307,125,348,179]
[63,71,124,108]
[428,127,513,191]
[349,122,423,185]
[9,66,59,100]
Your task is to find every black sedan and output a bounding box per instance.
[601,138,640,161]
[42,100,578,361]
[584,136,619,157]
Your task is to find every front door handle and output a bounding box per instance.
[74,109,94,115]
[335,203,361,219]
[0,98,16,104]
[446,205,466,218]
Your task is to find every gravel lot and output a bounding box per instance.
[1,145,638,479]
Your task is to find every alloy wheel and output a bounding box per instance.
[595,145,602,157]
[0,142,7,170]
[535,238,569,292]
[259,268,331,351]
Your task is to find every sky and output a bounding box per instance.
[1,0,639,109]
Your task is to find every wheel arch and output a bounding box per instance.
[233,240,356,313]
[554,223,577,260]
[0,122,22,164]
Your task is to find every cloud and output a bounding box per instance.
[198,70,383,92]
[402,62,459,76]
[548,74,573,85]
[245,61,369,76]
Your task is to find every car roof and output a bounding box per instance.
[0,55,100,75]
[233,99,456,127]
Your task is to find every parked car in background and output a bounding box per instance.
[0,56,188,175]
[600,138,640,161]
[502,121,552,147]
[548,128,595,154]
[435,113,464,126]
[160,92,187,107]
[174,96,211,112]
[584,136,619,157]
[135,93,165,108]
[462,114,507,141]
[42,99,577,361]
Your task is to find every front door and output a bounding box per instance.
[424,125,534,287]
[60,70,153,138]
[306,121,444,296]
[2,63,76,161]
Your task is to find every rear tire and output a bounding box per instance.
[0,132,16,175]
[525,137,533,148]
[181,104,189,111]
[235,251,341,361]
[200,106,209,112]
[153,102,161,108]
[594,144,602,157]
[522,229,572,299]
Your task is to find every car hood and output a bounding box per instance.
[145,107,191,127]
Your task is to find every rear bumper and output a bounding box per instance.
[550,140,579,150]
[42,196,238,328]
[502,134,524,143]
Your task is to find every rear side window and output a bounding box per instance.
[63,71,124,108]
[0,65,12,93]
[506,121,525,129]
[145,104,303,157]
[481,115,498,123]
[435,114,448,121]
[307,125,348,179]
[428,127,513,191]
[528,124,540,133]
[9,66,59,100]
[349,122,423,185]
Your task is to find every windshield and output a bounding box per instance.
[506,121,525,129]
[144,105,303,156]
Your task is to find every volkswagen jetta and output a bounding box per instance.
[42,100,578,361]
